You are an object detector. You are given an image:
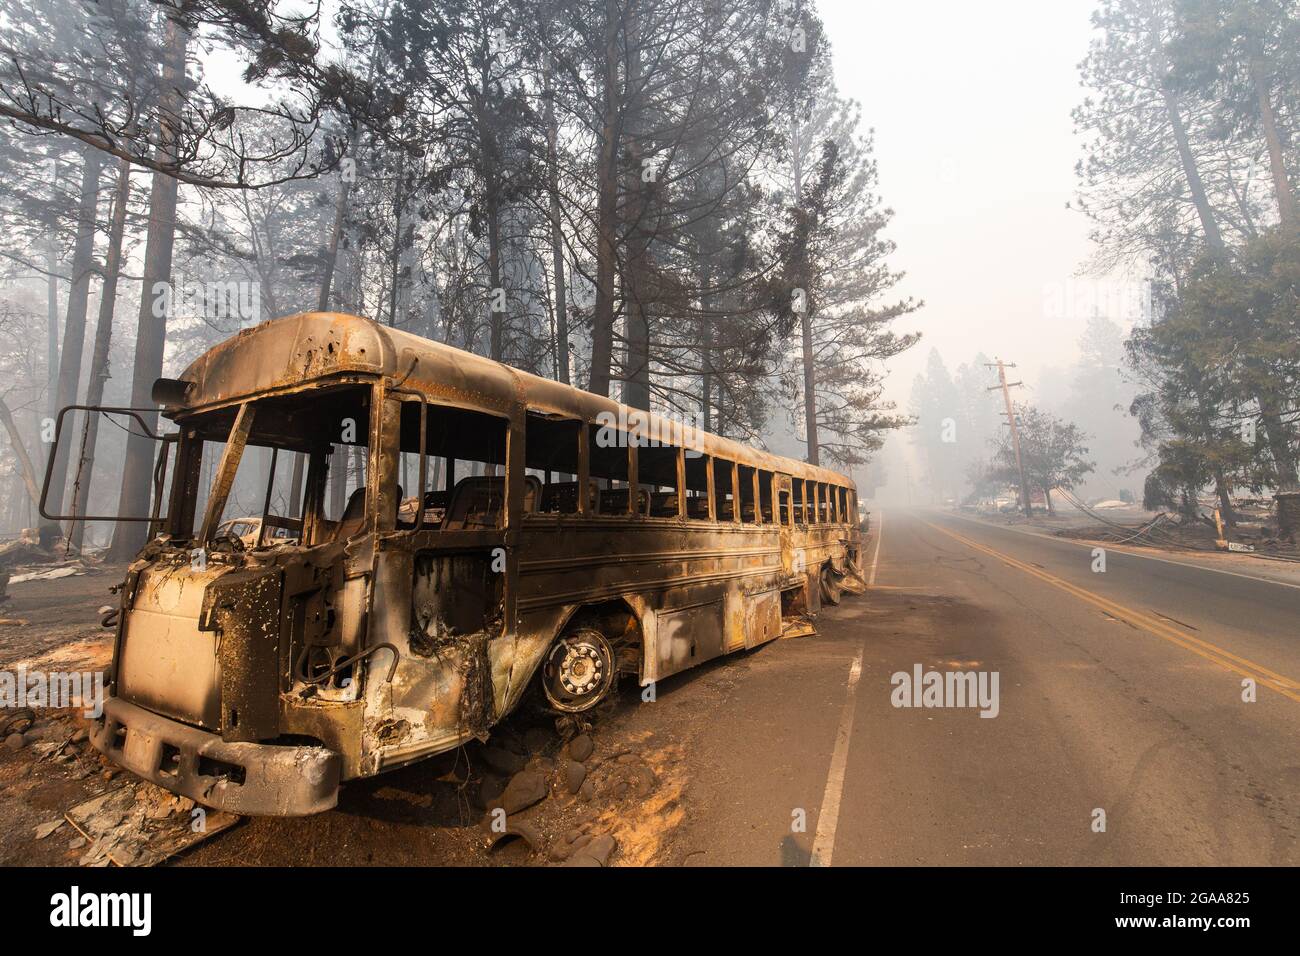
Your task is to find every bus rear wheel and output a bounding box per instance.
[542,627,617,713]
[820,565,843,606]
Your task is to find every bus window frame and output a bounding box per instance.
[524,410,584,516]
[775,473,793,526]
[730,461,741,525]
[388,387,428,536]
[379,390,513,548]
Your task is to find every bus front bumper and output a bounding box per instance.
[91,697,340,816]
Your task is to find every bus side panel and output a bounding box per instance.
[743,587,782,650]
[656,600,726,679]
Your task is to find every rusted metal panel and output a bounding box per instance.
[209,568,282,742]
[743,588,782,650]
[656,600,725,679]
[117,562,230,729]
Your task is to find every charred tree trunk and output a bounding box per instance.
[486,190,503,361]
[791,117,819,465]
[109,12,188,560]
[544,58,569,385]
[1259,402,1298,491]
[318,177,349,312]
[698,267,713,433]
[68,154,132,553]
[621,3,651,411]
[799,305,819,466]
[1144,19,1226,256]
[1248,40,1298,232]
[588,0,620,397]
[1214,473,1236,526]
[44,182,60,443]
[45,148,104,522]
[319,13,384,314]
[318,129,362,313]
[388,150,406,329]
[1160,87,1226,254]
[0,398,44,520]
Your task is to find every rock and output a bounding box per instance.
[480,745,526,776]
[567,734,594,762]
[561,758,587,795]
[616,753,639,765]
[4,733,26,751]
[525,755,555,777]
[563,828,583,845]
[34,819,63,839]
[566,833,617,867]
[630,766,657,798]
[101,768,118,781]
[578,779,597,802]
[584,834,617,865]
[549,841,575,862]
[523,727,553,754]
[500,769,548,815]
[486,820,543,857]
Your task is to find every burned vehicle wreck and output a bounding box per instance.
[45,312,865,816]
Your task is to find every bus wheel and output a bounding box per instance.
[542,627,616,713]
[820,565,843,606]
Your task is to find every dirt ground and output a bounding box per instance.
[0,567,122,866]
[0,566,715,867]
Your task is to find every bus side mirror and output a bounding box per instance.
[152,377,193,406]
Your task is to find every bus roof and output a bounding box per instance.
[174,311,856,490]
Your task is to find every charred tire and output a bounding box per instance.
[542,627,617,713]
[820,565,843,606]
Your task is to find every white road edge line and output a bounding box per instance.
[810,646,864,868]
[868,510,884,587]
[940,509,1300,592]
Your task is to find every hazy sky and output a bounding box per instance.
[819,0,1142,412]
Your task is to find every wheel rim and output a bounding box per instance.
[542,628,616,713]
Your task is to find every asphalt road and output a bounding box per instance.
[11,509,1296,867]
[669,508,1300,866]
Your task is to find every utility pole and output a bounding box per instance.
[986,359,1032,516]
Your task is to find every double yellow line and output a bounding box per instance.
[924,520,1300,704]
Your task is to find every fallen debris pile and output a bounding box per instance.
[60,782,240,867]
[467,718,685,867]
[8,565,87,585]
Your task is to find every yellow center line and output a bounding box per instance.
[923,520,1300,703]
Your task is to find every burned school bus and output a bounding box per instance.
[46,312,866,815]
